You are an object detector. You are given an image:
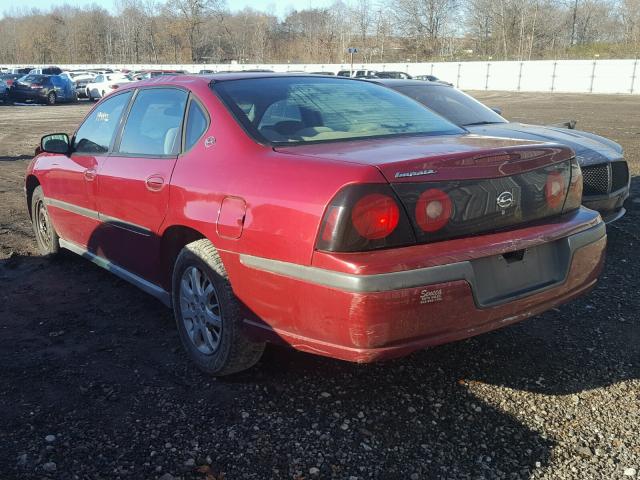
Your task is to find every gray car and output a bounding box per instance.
[372,79,630,222]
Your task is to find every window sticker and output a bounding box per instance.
[97,112,110,122]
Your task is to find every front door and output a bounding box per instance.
[42,90,133,247]
[94,87,189,282]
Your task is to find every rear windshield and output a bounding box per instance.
[212,77,463,145]
[20,74,46,84]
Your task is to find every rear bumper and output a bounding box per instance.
[227,209,606,363]
[10,90,48,102]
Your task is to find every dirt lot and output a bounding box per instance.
[0,95,638,480]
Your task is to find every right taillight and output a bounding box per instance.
[563,158,583,212]
[316,184,415,252]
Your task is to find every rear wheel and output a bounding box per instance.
[172,239,265,376]
[46,92,56,105]
[31,186,60,256]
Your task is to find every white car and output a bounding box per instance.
[86,73,132,101]
[61,71,97,99]
[61,71,96,83]
[336,69,378,78]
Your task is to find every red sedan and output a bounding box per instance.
[26,74,606,375]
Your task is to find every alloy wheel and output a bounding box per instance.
[35,200,52,250]
[179,265,222,355]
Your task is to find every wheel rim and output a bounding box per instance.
[36,200,52,250]
[48,93,55,104]
[179,265,222,355]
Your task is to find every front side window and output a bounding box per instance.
[213,77,463,145]
[73,91,133,154]
[95,75,104,83]
[394,85,507,127]
[185,100,209,150]
[118,88,188,156]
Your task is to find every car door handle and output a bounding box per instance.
[84,168,97,181]
[145,175,165,192]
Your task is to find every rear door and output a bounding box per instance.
[42,90,133,247]
[93,87,188,281]
[50,76,67,101]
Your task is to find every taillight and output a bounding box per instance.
[563,158,583,211]
[545,171,566,209]
[316,184,415,252]
[415,188,452,232]
[351,193,400,239]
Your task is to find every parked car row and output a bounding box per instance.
[28,72,624,375]
[0,66,192,104]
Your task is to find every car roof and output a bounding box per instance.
[368,78,449,87]
[117,72,358,91]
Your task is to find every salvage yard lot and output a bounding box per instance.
[0,93,638,479]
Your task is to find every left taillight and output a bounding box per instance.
[415,188,452,232]
[316,184,416,252]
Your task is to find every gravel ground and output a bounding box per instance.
[0,95,638,480]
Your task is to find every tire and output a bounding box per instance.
[172,239,265,376]
[31,186,60,256]
[46,92,56,105]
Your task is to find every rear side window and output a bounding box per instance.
[185,100,208,150]
[73,91,133,154]
[118,88,188,156]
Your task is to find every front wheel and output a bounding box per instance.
[172,239,265,376]
[31,186,60,256]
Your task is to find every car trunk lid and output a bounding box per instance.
[276,134,578,243]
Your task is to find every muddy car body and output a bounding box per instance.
[26,74,606,374]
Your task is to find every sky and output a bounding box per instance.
[0,0,337,18]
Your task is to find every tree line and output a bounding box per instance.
[1,0,639,66]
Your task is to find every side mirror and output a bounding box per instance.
[491,107,503,116]
[41,133,70,154]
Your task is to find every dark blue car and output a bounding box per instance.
[374,79,630,223]
[9,74,77,105]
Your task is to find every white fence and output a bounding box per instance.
[6,59,640,94]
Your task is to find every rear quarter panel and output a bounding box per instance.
[163,82,385,267]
